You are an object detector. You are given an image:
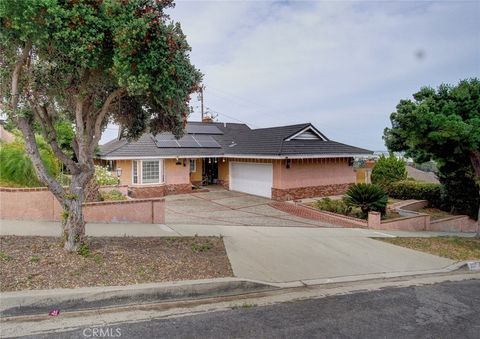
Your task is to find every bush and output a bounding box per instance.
[99,189,127,201]
[94,165,118,186]
[0,135,59,187]
[344,183,388,218]
[386,180,443,208]
[371,154,407,188]
[314,198,352,216]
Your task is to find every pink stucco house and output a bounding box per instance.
[96,121,372,201]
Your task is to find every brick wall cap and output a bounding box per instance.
[83,197,165,206]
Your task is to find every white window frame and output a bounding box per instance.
[189,159,196,173]
[131,159,164,185]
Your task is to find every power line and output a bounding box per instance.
[207,108,261,129]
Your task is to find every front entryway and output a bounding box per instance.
[229,162,273,198]
[202,158,219,184]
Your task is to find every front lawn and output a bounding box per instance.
[374,236,480,260]
[0,236,232,292]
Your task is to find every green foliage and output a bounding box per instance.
[0,135,59,187]
[371,154,407,188]
[0,0,202,139]
[383,79,480,220]
[437,163,479,219]
[56,173,72,186]
[0,251,13,261]
[78,243,90,257]
[29,255,40,263]
[53,120,75,160]
[386,181,443,209]
[99,189,126,201]
[190,239,213,253]
[344,183,388,218]
[94,165,118,186]
[314,198,352,216]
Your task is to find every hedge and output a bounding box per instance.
[386,180,443,209]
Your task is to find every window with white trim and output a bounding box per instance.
[132,160,138,184]
[190,159,196,173]
[131,160,164,185]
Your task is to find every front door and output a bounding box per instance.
[202,158,219,184]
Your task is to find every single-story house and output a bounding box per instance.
[96,121,372,200]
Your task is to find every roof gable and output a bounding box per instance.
[284,125,328,141]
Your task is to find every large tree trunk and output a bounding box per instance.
[469,151,480,238]
[62,191,86,252]
[61,172,93,251]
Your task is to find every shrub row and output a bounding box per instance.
[385,180,443,209]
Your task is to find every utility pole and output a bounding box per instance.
[199,85,204,122]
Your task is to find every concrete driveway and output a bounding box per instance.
[165,189,333,227]
[168,224,456,283]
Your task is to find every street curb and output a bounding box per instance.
[1,261,477,318]
[0,277,277,318]
[249,261,477,288]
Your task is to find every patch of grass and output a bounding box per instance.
[231,302,257,310]
[383,211,402,220]
[417,208,452,220]
[387,198,403,204]
[92,254,104,265]
[191,239,213,253]
[0,251,13,261]
[99,189,127,201]
[78,243,91,257]
[374,236,480,260]
[29,255,40,263]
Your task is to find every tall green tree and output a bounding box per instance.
[384,79,480,235]
[0,0,202,251]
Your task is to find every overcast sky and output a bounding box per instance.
[102,0,480,151]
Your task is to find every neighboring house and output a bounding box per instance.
[406,165,440,184]
[96,121,372,200]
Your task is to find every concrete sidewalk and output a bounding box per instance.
[0,220,180,237]
[1,219,474,283]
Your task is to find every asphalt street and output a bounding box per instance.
[21,279,480,339]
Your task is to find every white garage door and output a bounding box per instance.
[230,162,273,198]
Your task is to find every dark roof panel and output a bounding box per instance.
[98,121,372,158]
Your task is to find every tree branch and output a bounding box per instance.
[10,42,32,109]
[17,117,66,201]
[33,104,80,173]
[90,88,125,152]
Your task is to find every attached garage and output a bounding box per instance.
[229,162,273,198]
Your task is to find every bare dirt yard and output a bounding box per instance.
[374,236,480,261]
[0,236,232,292]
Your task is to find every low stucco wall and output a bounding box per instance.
[83,198,165,224]
[271,158,355,200]
[429,216,478,232]
[273,158,355,189]
[0,187,165,224]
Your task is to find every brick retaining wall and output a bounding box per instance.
[271,199,477,233]
[270,202,367,228]
[128,183,191,199]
